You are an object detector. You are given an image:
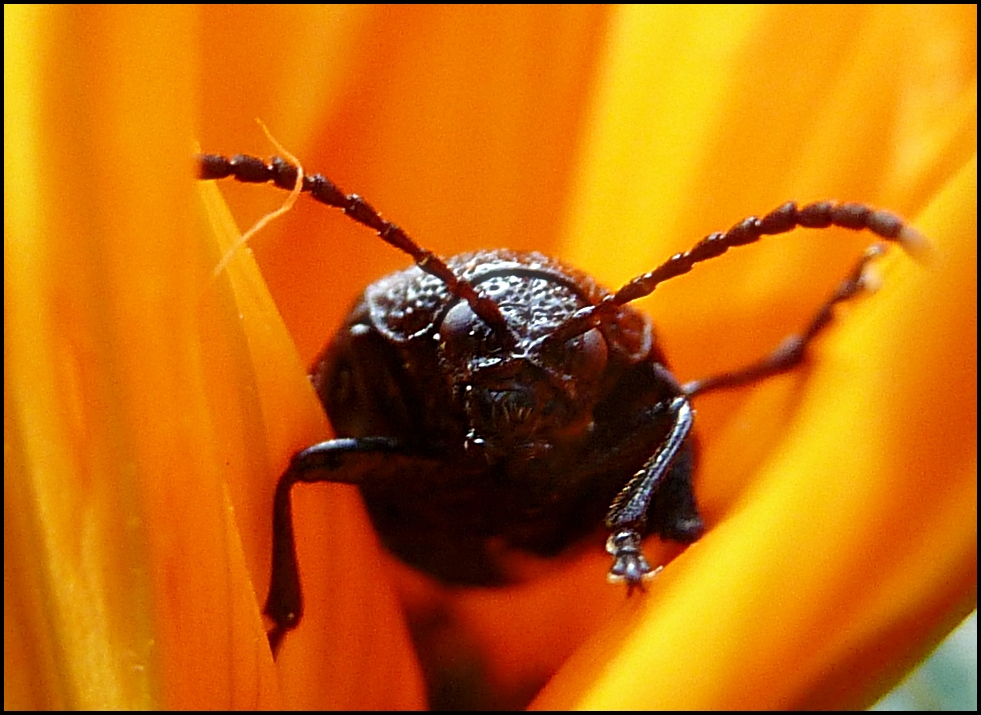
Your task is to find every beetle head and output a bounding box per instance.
[437,271,651,466]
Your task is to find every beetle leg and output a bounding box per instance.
[604,396,694,590]
[265,436,436,653]
[683,244,886,397]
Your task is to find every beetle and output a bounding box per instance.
[198,152,923,653]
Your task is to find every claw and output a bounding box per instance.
[606,529,658,591]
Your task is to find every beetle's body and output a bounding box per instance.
[196,151,922,653]
[314,249,700,584]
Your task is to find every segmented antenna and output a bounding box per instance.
[544,200,925,348]
[198,153,518,349]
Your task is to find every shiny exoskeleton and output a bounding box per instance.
[198,153,923,653]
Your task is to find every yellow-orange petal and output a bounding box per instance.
[5,5,240,707]
[535,154,977,711]
[5,5,423,709]
[533,5,976,710]
[187,5,974,710]
[199,180,425,709]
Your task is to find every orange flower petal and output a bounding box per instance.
[5,5,422,708]
[535,155,977,710]
[7,5,974,711]
[534,5,976,709]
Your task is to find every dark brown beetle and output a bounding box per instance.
[198,152,923,652]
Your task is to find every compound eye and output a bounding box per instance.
[564,327,608,380]
[441,301,481,343]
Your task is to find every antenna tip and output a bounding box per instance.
[896,223,932,262]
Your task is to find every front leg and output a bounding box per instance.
[604,396,695,590]
[265,437,440,653]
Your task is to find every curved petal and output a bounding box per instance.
[5,6,420,709]
[7,5,973,711]
[5,6,262,708]
[197,4,975,710]
[534,5,977,709]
